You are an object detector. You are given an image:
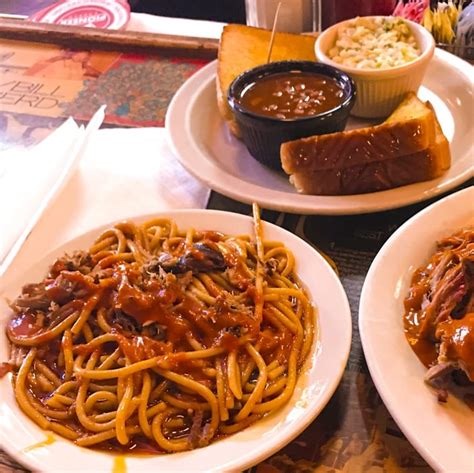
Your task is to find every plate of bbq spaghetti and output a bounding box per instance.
[0,206,351,472]
[359,186,474,472]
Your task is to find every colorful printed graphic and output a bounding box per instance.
[0,39,208,148]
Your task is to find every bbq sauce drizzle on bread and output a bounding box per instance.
[281,93,451,195]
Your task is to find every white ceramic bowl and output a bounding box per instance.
[315,16,435,118]
[0,209,352,472]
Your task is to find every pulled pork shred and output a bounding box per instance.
[404,227,474,402]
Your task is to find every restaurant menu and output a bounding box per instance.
[0,38,207,150]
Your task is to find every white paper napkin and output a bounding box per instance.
[1,126,210,281]
[0,119,80,264]
[0,107,106,270]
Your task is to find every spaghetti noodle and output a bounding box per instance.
[4,205,315,452]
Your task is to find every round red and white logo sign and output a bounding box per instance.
[30,0,130,30]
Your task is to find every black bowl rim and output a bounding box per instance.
[227,60,357,124]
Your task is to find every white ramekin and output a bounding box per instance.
[315,17,435,118]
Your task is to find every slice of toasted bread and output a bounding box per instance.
[425,101,451,175]
[385,92,435,123]
[281,93,437,174]
[217,24,316,136]
[285,102,451,195]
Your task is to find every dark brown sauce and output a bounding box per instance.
[238,71,345,120]
[403,271,438,367]
[403,267,445,369]
[436,314,474,380]
[403,229,474,375]
[96,430,230,455]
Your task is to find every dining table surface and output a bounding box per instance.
[0,7,473,473]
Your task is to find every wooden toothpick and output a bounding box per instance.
[266,2,282,63]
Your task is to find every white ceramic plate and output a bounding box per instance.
[359,186,474,471]
[166,50,473,215]
[0,209,351,472]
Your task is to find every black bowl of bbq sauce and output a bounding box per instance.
[228,61,356,170]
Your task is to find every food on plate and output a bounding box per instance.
[3,206,315,452]
[282,92,436,171]
[217,24,316,136]
[280,92,450,195]
[236,70,346,119]
[327,16,421,69]
[403,227,474,403]
[227,60,355,170]
[216,19,441,194]
[315,15,434,118]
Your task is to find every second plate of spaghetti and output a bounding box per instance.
[0,208,351,472]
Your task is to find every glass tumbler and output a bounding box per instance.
[245,0,321,33]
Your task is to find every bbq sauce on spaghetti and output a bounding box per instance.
[4,214,314,457]
[112,260,259,350]
[8,312,39,338]
[23,433,56,452]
